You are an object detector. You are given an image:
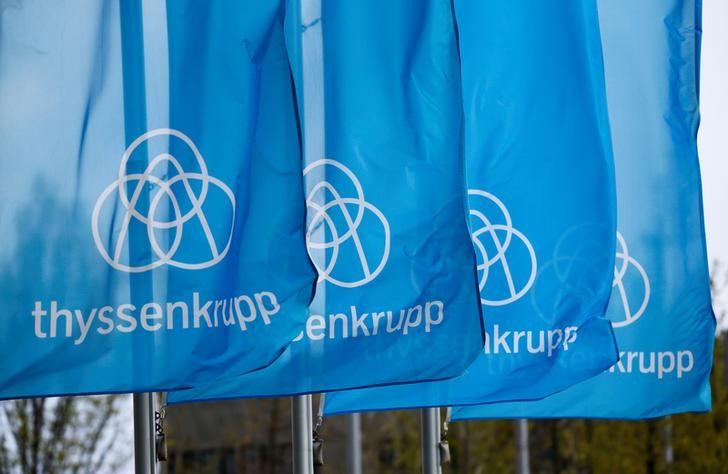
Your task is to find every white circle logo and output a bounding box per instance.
[468,189,537,306]
[92,129,235,273]
[609,231,650,328]
[303,159,390,288]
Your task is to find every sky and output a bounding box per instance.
[698,0,728,316]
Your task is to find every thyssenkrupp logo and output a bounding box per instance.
[468,189,537,306]
[92,129,235,272]
[303,159,390,288]
[610,231,650,328]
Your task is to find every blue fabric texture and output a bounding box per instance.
[455,0,715,420]
[0,0,314,397]
[325,0,620,415]
[167,0,485,403]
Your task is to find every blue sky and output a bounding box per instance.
[698,0,728,317]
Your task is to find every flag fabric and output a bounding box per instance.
[325,0,620,415]
[454,0,715,420]
[167,0,484,403]
[0,0,315,397]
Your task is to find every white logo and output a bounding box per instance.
[469,190,537,306]
[610,231,650,328]
[92,129,235,273]
[303,159,390,288]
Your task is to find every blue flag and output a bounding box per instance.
[0,0,315,397]
[454,0,715,420]
[167,0,484,403]
[325,0,620,415]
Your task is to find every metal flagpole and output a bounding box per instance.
[420,408,441,474]
[119,0,158,472]
[294,0,322,465]
[306,395,314,469]
[515,419,530,474]
[292,395,314,474]
[348,413,363,474]
[435,410,442,466]
[134,393,155,474]
[295,0,322,467]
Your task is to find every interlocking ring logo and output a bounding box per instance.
[92,129,235,272]
[304,159,390,288]
[609,231,650,328]
[469,190,537,306]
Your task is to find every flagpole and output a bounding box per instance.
[515,419,530,474]
[292,395,313,474]
[294,0,321,466]
[348,413,363,474]
[119,0,157,472]
[133,393,155,474]
[420,408,441,474]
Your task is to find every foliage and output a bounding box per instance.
[0,395,126,474]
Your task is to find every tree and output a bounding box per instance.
[0,395,127,474]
